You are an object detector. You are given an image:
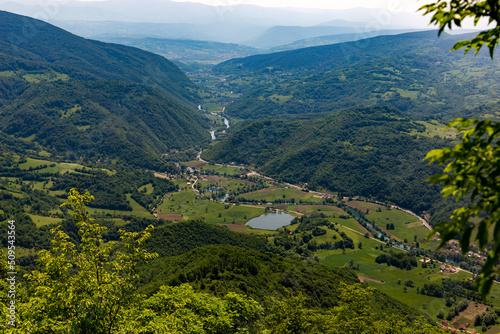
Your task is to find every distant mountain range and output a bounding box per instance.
[99,37,261,65]
[246,25,376,49]
[0,1,428,28]
[267,29,419,52]
[0,0,431,48]
[0,10,209,170]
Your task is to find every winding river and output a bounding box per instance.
[209,112,230,141]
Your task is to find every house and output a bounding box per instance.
[440,264,446,270]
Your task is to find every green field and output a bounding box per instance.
[203,103,223,112]
[28,214,64,227]
[138,183,154,195]
[199,164,243,176]
[18,158,114,175]
[157,184,266,225]
[241,187,323,204]
[412,120,459,139]
[366,207,430,244]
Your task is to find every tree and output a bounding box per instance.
[265,294,314,334]
[420,0,500,58]
[16,188,158,333]
[7,189,263,333]
[475,313,483,326]
[421,0,500,298]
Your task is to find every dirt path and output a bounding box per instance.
[358,275,384,284]
[191,176,198,191]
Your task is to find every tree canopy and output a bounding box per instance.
[420,0,500,57]
[421,0,500,297]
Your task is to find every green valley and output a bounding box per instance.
[2,2,500,333]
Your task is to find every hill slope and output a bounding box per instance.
[0,10,209,169]
[267,29,418,52]
[0,10,198,105]
[216,30,452,73]
[139,244,420,322]
[214,31,500,120]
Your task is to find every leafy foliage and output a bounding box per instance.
[426,119,500,297]
[420,0,500,58]
[421,1,500,299]
[17,189,157,333]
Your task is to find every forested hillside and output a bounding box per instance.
[139,243,418,319]
[0,10,210,170]
[203,106,455,218]
[213,31,500,119]
[0,10,198,105]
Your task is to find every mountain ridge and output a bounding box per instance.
[0,10,199,105]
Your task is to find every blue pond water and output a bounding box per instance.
[246,212,294,230]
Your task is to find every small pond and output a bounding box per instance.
[246,212,294,230]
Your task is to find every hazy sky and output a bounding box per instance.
[171,0,423,12]
[4,0,425,13]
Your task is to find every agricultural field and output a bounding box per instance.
[28,214,64,227]
[203,102,223,113]
[198,164,245,176]
[321,244,500,325]
[18,158,114,175]
[412,120,459,139]
[19,158,83,174]
[240,186,324,204]
[347,200,432,247]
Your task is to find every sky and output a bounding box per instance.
[4,0,425,13]
[170,0,424,12]
[0,0,486,30]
